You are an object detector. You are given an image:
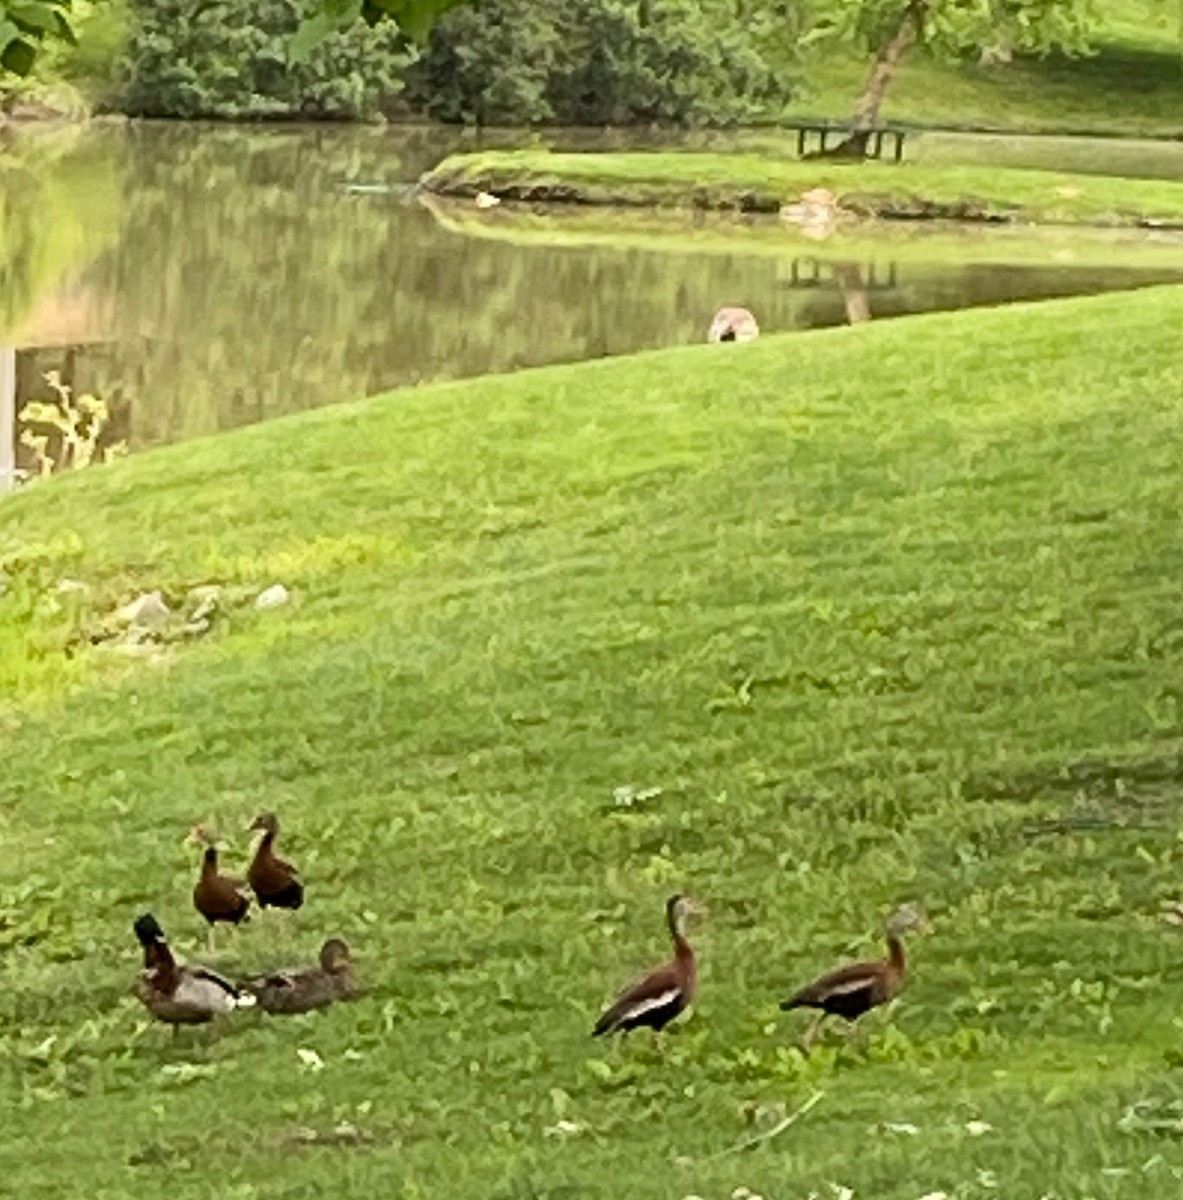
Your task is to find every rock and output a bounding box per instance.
[55,579,89,596]
[114,591,170,629]
[186,585,221,627]
[255,583,291,611]
[707,306,760,344]
[474,191,501,209]
[780,186,840,234]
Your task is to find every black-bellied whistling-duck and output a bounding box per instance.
[133,913,254,1033]
[186,825,250,950]
[247,812,304,911]
[242,938,360,1015]
[707,306,759,344]
[592,894,707,1038]
[779,902,932,1052]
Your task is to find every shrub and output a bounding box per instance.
[121,0,412,120]
[404,0,789,126]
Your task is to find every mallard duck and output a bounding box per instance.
[779,902,932,1052]
[593,894,707,1038]
[247,812,304,910]
[133,913,254,1032]
[186,824,250,950]
[242,938,360,1014]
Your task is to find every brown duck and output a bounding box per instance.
[187,825,250,949]
[242,938,360,1014]
[247,812,304,910]
[780,902,931,1052]
[133,913,254,1034]
[593,894,706,1038]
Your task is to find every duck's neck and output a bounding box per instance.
[669,915,693,962]
[202,849,219,878]
[886,932,906,977]
[146,940,179,988]
[257,830,275,854]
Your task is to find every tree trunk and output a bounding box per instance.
[821,0,928,159]
[854,0,927,129]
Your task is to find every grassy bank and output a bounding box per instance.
[421,149,1183,227]
[4,287,1183,1197]
[790,0,1183,138]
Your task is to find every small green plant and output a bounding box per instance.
[17,370,125,481]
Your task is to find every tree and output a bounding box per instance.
[122,0,414,120]
[799,0,1096,153]
[290,0,472,59]
[0,0,472,79]
[405,0,787,126]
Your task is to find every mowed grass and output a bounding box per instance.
[422,149,1183,227]
[789,1,1183,137]
[3,287,1183,1197]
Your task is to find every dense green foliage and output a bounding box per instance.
[4,287,1183,1196]
[798,0,1095,60]
[121,0,413,119]
[0,0,77,77]
[404,0,789,125]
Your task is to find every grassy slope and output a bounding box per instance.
[4,288,1183,1197]
[422,149,1183,226]
[792,0,1183,137]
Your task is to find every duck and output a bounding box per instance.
[186,824,250,949]
[779,902,932,1052]
[247,812,304,910]
[132,912,254,1032]
[707,306,759,344]
[593,894,706,1038]
[242,938,360,1015]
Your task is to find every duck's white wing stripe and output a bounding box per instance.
[620,987,681,1021]
[824,976,876,996]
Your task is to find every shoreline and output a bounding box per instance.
[421,150,1183,230]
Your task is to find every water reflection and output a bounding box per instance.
[4,122,1183,489]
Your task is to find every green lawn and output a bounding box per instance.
[4,286,1183,1197]
[791,0,1183,138]
[422,149,1183,226]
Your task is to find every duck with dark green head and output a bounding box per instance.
[133,913,255,1031]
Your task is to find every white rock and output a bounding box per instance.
[255,583,290,611]
[296,1047,324,1072]
[114,591,170,628]
[55,578,89,595]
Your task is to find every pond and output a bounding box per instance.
[3,122,1183,489]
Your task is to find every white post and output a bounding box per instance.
[0,345,15,493]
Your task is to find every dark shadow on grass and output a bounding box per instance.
[1031,44,1183,98]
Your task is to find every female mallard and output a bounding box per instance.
[133,913,254,1031]
[242,938,359,1014]
[186,825,250,949]
[780,902,932,1051]
[593,894,707,1038]
[247,812,304,910]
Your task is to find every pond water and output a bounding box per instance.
[3,122,1183,488]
